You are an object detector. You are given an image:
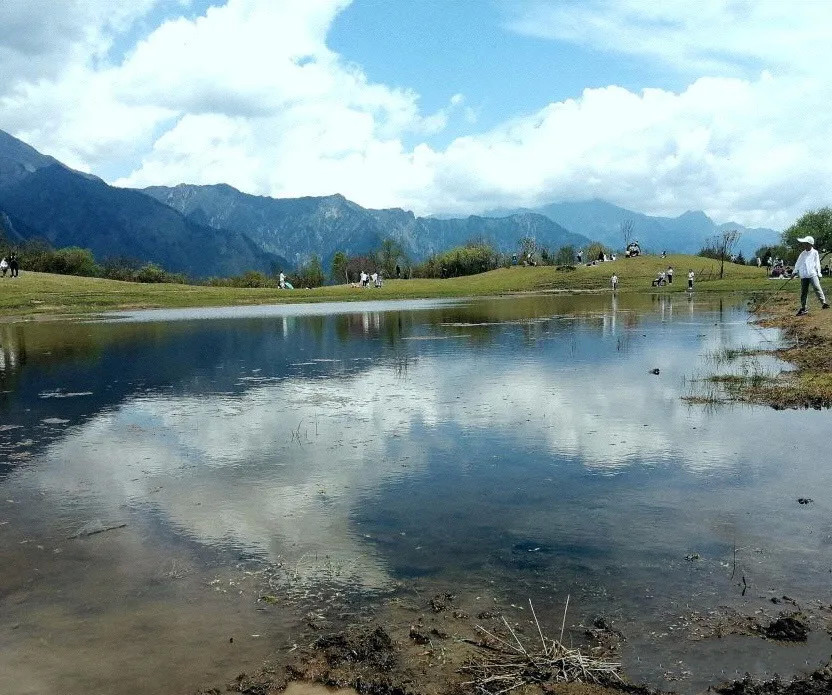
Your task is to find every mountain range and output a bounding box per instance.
[484,200,779,258]
[0,130,285,277]
[0,128,780,277]
[141,183,589,268]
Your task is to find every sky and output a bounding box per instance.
[1,0,831,230]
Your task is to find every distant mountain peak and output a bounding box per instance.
[677,209,711,222]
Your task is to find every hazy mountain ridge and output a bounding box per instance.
[485,199,780,257]
[141,183,590,265]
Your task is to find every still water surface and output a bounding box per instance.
[1,294,830,694]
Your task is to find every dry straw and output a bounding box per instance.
[460,597,622,695]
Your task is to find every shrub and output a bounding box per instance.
[555,245,576,266]
[33,246,100,276]
[132,263,187,284]
[290,255,325,288]
[413,243,502,278]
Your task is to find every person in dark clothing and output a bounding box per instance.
[9,253,19,277]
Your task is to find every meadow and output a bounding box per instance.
[0,254,781,320]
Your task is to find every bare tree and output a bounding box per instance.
[620,219,634,248]
[709,229,742,279]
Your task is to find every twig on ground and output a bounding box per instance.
[461,599,622,694]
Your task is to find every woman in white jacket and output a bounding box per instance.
[793,235,829,315]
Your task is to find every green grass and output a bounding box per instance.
[0,254,814,320]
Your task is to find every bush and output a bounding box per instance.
[29,246,100,276]
[133,263,186,284]
[290,255,325,288]
[555,245,576,266]
[236,270,273,288]
[413,243,502,278]
[101,256,143,281]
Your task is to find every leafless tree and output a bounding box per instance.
[620,219,634,248]
[711,229,742,279]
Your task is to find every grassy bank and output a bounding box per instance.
[0,254,783,320]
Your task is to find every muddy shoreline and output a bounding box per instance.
[191,578,832,695]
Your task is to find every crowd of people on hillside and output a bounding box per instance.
[0,253,20,277]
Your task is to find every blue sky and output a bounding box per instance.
[328,0,684,146]
[1,0,832,229]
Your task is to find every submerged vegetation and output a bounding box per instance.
[685,292,832,409]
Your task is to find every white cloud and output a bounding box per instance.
[2,0,832,228]
[504,0,832,78]
[0,0,160,85]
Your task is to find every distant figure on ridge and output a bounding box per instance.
[793,235,829,316]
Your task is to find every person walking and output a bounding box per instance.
[793,235,829,316]
[687,269,694,291]
[9,252,18,277]
[611,273,618,291]
[0,257,7,277]
[667,266,673,284]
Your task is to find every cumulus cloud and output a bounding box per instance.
[1,0,832,227]
[0,0,159,85]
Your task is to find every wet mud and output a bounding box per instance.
[201,585,832,695]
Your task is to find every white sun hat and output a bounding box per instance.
[797,235,815,245]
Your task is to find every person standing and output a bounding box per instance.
[611,273,618,291]
[793,235,829,316]
[687,269,694,291]
[667,266,674,284]
[279,271,286,289]
[9,253,19,277]
[0,257,7,277]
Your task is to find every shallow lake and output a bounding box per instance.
[1,293,830,694]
